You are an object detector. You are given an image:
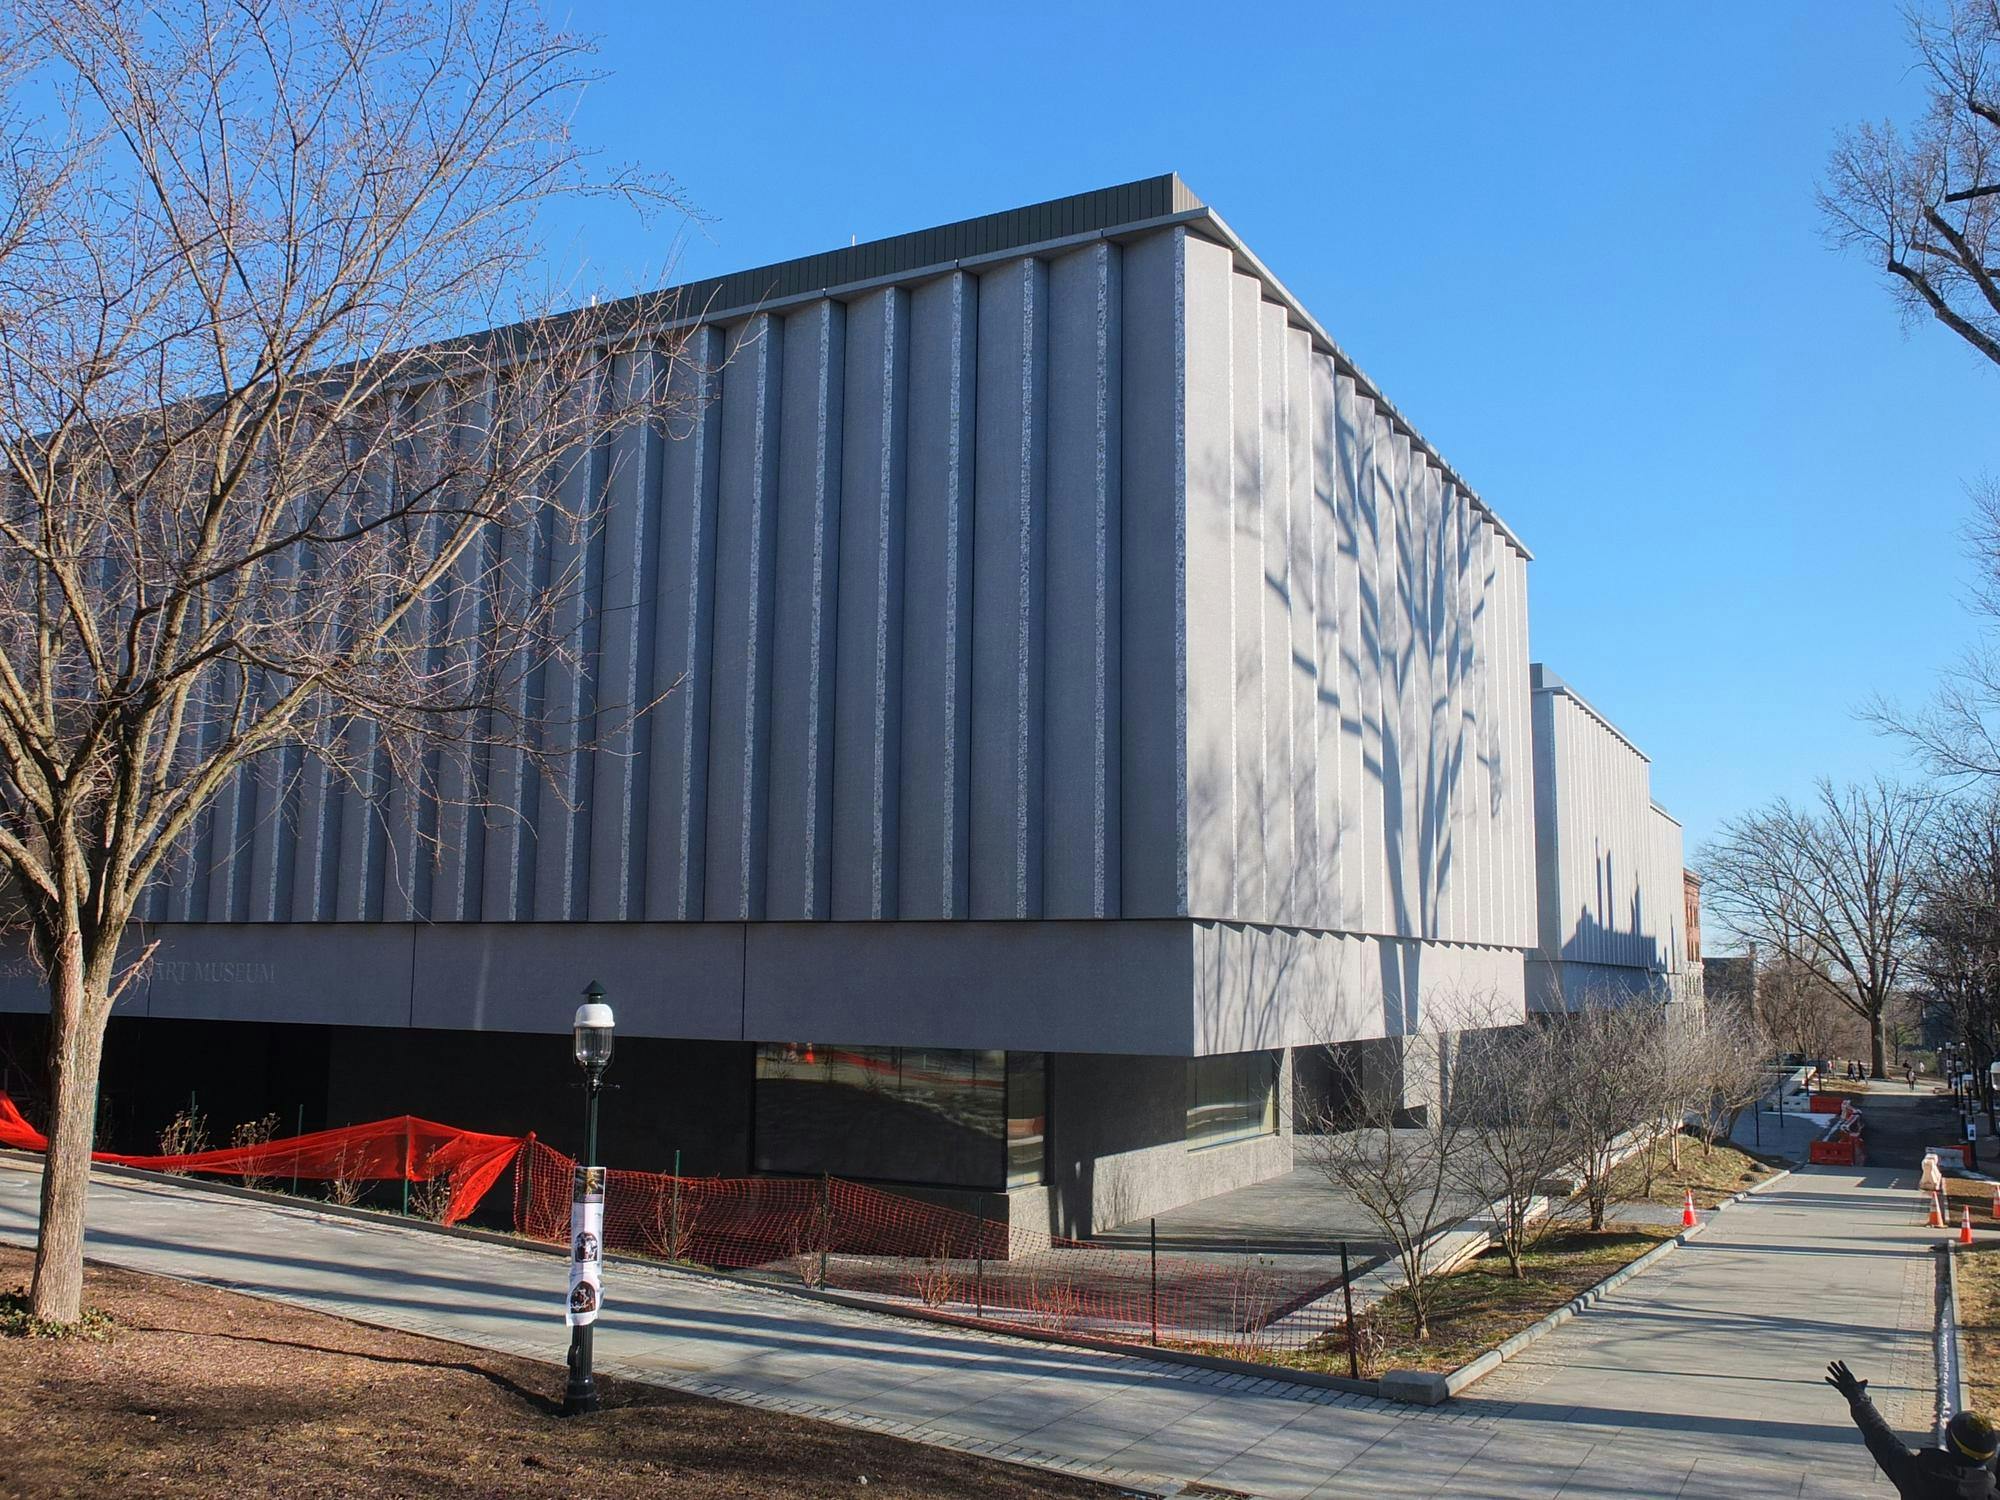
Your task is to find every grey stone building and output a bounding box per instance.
[0,176,1655,1234]
[1527,665,1693,1011]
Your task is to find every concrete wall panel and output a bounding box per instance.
[766,299,846,921]
[743,920,1195,1054]
[1117,231,1189,918]
[832,288,910,921]
[645,326,725,920]
[969,257,1049,919]
[1044,242,1123,918]
[897,274,977,919]
[704,315,784,920]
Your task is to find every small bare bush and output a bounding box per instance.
[791,1178,838,1288]
[229,1113,282,1192]
[643,1182,702,1264]
[156,1108,209,1174]
[323,1148,365,1209]
[1352,1318,1388,1378]
[910,1240,958,1309]
[1226,1255,1283,1355]
[1028,1268,1084,1334]
[407,1152,457,1223]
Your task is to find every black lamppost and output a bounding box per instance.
[563,981,614,1417]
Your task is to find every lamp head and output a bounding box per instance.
[573,981,614,1072]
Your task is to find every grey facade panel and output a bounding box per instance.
[532,422,599,922]
[1182,232,1236,920]
[704,315,784,920]
[766,299,846,921]
[743,919,1195,1054]
[831,287,910,920]
[412,921,746,1038]
[1115,229,1188,919]
[644,326,725,920]
[968,257,1049,920]
[1228,270,1267,919]
[433,386,498,925]
[896,273,977,920]
[149,925,416,1028]
[1044,241,1122,919]
[588,348,665,921]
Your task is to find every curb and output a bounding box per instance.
[1941,1243,1967,1445]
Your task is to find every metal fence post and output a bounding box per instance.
[1341,1240,1359,1380]
[819,1175,831,1288]
[1149,1217,1158,1347]
[976,1256,985,1319]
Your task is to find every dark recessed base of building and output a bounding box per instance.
[0,1015,1295,1239]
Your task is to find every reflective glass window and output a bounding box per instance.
[1185,1050,1281,1147]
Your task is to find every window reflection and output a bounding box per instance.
[1186,1050,1280,1147]
[753,1045,1047,1190]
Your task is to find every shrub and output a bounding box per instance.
[157,1107,209,1173]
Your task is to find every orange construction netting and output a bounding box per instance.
[0,1093,1362,1356]
[0,1092,523,1227]
[512,1137,1356,1354]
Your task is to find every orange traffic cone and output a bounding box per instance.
[1962,1207,1977,1246]
[1681,1189,1698,1229]
[1930,1191,1947,1228]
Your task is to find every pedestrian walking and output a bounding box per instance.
[1826,1361,1999,1496]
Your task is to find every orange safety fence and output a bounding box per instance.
[0,1092,523,1227]
[1,1092,1363,1356]
[511,1137,1356,1355]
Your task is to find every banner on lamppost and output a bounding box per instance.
[567,1165,605,1328]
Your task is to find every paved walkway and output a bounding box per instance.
[0,1097,1946,1497]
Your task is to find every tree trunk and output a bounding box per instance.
[1870,1011,1887,1080]
[30,935,108,1325]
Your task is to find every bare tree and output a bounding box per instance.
[1826,8,2000,778]
[1868,481,2000,779]
[1689,1007,1771,1156]
[1912,792,2000,1123]
[1298,1027,1475,1341]
[1700,780,1937,1078]
[1753,951,1862,1062]
[1448,1020,1575,1279]
[1821,1,2000,368]
[1554,997,1659,1233]
[1638,1001,1706,1182]
[0,0,691,1323]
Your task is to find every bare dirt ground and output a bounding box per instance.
[0,1247,1122,1500]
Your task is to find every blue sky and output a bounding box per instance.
[554,0,2000,857]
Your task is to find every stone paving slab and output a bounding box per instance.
[0,1134,1939,1498]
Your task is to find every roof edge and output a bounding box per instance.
[1531,663,1649,762]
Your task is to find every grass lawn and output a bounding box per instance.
[1939,1174,2000,1219]
[1957,1246,2000,1416]
[1263,1224,1676,1377]
[0,1248,1118,1500]
[1604,1138,1783,1211]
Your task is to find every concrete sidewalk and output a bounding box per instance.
[0,1147,1940,1498]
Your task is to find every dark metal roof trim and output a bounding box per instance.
[657,174,1202,323]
